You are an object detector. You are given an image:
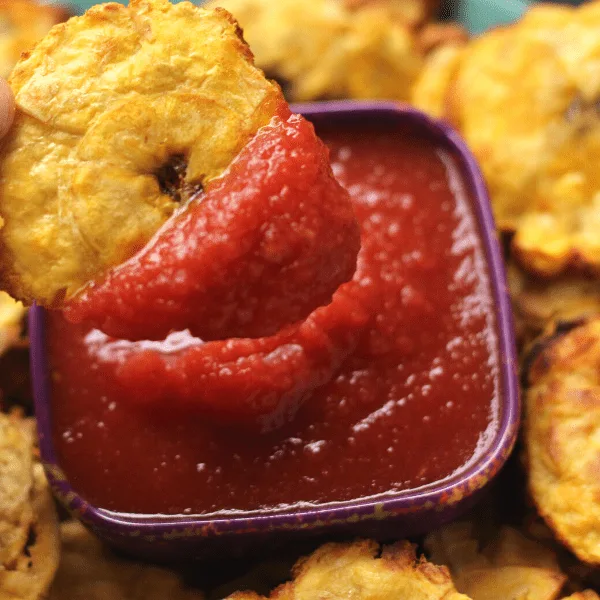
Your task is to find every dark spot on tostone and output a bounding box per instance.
[23,525,37,559]
[565,95,600,134]
[155,155,203,205]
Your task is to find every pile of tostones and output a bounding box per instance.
[205,0,466,102]
[412,2,600,279]
[0,0,600,598]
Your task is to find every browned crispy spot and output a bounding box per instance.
[524,317,600,564]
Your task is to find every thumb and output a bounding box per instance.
[0,79,15,139]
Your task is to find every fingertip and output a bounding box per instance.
[0,78,15,139]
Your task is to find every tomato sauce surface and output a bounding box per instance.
[49,119,500,515]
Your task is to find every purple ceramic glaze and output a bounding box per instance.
[30,101,520,562]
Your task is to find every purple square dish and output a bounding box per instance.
[30,101,519,562]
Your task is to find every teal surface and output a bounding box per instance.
[59,0,527,32]
[455,0,527,33]
[59,0,188,11]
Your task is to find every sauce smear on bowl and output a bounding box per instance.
[49,119,500,515]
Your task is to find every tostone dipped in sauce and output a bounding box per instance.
[48,116,501,516]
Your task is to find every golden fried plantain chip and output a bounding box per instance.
[411,3,600,277]
[411,42,465,118]
[456,567,566,600]
[524,318,600,564]
[0,413,60,600]
[0,0,281,306]
[425,523,567,600]
[425,522,562,572]
[524,508,600,594]
[507,260,600,351]
[483,527,561,571]
[48,521,204,600]
[0,292,24,357]
[417,22,468,55]
[562,592,600,600]
[0,0,69,79]
[226,539,470,600]
[344,0,440,29]
[0,413,34,570]
[424,521,488,575]
[205,0,459,102]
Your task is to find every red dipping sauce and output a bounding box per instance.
[49,119,500,516]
